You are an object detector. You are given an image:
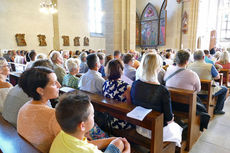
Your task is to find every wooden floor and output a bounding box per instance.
[189,96,230,153]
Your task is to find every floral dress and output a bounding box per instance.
[103,80,134,129]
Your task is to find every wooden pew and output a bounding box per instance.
[219,69,230,87]
[60,87,199,153]
[61,89,176,153]
[9,72,21,86]
[0,114,41,153]
[167,87,200,152]
[200,80,215,119]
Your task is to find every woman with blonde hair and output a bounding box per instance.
[0,57,12,112]
[131,53,182,146]
[216,51,230,82]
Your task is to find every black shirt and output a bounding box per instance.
[131,80,173,126]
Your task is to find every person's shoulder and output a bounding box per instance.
[0,81,12,88]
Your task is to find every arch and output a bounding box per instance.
[158,0,167,46]
[140,3,159,47]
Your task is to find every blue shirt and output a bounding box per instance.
[204,56,214,65]
[78,70,105,94]
[98,65,105,77]
[79,62,88,73]
[124,64,136,81]
[211,65,218,78]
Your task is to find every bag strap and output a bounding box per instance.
[164,68,185,82]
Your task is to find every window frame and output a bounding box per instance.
[89,0,104,37]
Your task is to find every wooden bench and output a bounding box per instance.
[0,114,41,153]
[219,69,230,87]
[200,80,215,119]
[68,89,176,153]
[60,87,199,153]
[167,87,200,152]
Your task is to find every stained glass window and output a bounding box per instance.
[140,3,159,47]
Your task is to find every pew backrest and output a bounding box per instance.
[167,87,199,151]
[0,114,41,153]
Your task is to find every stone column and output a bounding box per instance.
[126,0,136,51]
[181,0,199,51]
[52,0,60,50]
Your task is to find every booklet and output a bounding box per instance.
[127,106,152,121]
[60,87,75,93]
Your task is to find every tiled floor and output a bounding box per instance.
[189,96,230,153]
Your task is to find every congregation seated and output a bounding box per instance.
[104,54,113,67]
[128,50,140,69]
[188,50,227,115]
[62,58,80,89]
[50,93,131,153]
[164,52,174,65]
[36,53,47,60]
[164,50,201,92]
[2,59,54,127]
[136,53,165,85]
[164,50,210,131]
[113,50,121,60]
[104,54,133,85]
[216,51,230,82]
[103,59,131,104]
[103,59,133,130]
[79,52,88,73]
[17,67,62,152]
[79,53,105,94]
[123,53,136,81]
[130,52,182,146]
[0,57,12,113]
[50,51,66,84]
[204,50,215,65]
[97,52,106,77]
[14,50,26,64]
[61,50,69,69]
[25,50,37,69]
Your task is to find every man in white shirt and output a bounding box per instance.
[78,54,105,94]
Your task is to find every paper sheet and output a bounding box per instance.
[127,106,152,121]
[60,87,75,93]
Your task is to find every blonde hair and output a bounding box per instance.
[219,51,230,65]
[138,53,162,83]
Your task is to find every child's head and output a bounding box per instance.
[55,93,94,134]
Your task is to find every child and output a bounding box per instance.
[50,93,130,153]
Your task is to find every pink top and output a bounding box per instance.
[164,65,201,92]
[17,102,61,153]
[216,62,230,82]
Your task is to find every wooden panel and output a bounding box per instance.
[0,115,41,153]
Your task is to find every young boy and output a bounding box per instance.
[50,93,130,153]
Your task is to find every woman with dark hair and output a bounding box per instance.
[17,67,61,153]
[104,54,113,67]
[102,59,133,130]
[103,59,131,103]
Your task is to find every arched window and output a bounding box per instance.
[89,0,103,36]
[159,0,167,46]
[140,3,159,47]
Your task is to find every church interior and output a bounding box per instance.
[0,0,230,153]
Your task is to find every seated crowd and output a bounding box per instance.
[0,47,229,153]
